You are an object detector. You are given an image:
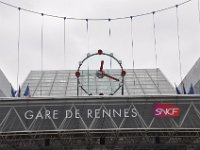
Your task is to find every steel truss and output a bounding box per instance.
[0,129,200,150]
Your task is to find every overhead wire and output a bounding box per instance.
[108,19,112,69]
[17,7,21,90]
[64,17,66,68]
[198,0,200,24]
[86,19,89,52]
[152,12,158,70]
[130,16,136,95]
[40,13,44,96]
[0,0,192,21]
[175,5,183,85]
[130,16,134,70]
[86,19,90,93]
[152,12,159,90]
[41,13,44,73]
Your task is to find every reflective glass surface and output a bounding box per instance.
[21,69,175,96]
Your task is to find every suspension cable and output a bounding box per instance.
[130,16,134,69]
[40,13,44,96]
[175,5,183,83]
[108,19,112,69]
[198,0,200,24]
[64,17,66,68]
[108,19,111,37]
[108,18,111,49]
[41,13,44,72]
[86,19,89,52]
[130,16,136,95]
[86,19,90,92]
[152,12,160,89]
[152,12,158,69]
[0,0,192,21]
[17,7,21,89]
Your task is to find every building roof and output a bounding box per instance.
[179,57,200,94]
[21,69,175,97]
[0,69,11,97]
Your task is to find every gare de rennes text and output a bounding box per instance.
[24,108,138,120]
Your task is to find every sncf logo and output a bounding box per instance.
[153,103,180,117]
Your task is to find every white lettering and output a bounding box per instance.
[45,110,51,119]
[53,110,59,119]
[24,107,140,120]
[113,109,121,117]
[131,108,137,117]
[35,111,44,119]
[87,109,93,118]
[102,109,111,118]
[24,110,33,119]
[95,109,100,118]
[65,110,73,118]
[124,109,129,118]
[155,108,179,116]
[75,109,80,118]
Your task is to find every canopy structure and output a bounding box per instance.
[21,69,175,97]
[1,69,198,149]
[0,95,200,149]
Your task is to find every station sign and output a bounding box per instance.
[153,103,180,117]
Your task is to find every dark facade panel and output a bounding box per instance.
[0,96,199,133]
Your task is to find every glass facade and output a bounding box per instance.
[21,69,175,97]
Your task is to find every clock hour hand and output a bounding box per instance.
[100,60,104,72]
[102,72,119,81]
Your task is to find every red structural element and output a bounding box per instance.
[75,71,80,77]
[121,70,126,77]
[98,49,103,55]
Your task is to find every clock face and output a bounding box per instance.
[76,50,126,96]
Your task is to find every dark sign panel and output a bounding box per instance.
[0,97,200,132]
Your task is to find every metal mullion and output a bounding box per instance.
[33,72,44,96]
[64,72,70,96]
[133,70,145,95]
[48,71,58,96]
[145,69,161,94]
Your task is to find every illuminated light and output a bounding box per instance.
[121,70,126,76]
[75,71,80,77]
[98,49,103,55]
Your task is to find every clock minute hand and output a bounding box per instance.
[100,60,104,72]
[103,72,119,81]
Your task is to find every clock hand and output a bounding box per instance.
[102,72,119,81]
[100,60,104,72]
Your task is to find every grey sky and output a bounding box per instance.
[0,0,199,89]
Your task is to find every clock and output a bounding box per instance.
[75,49,126,96]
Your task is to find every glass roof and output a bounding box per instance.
[21,69,175,97]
